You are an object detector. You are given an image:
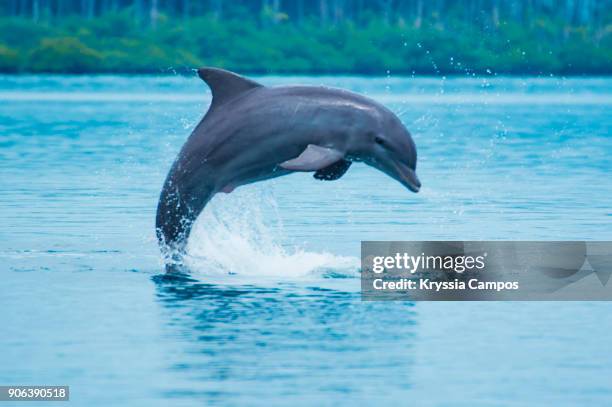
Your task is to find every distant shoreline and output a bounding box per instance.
[1,14,610,76]
[1,72,611,77]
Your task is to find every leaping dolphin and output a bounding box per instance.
[156,67,420,259]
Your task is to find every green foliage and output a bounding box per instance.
[0,14,609,74]
[0,18,53,49]
[28,37,103,73]
[0,44,19,72]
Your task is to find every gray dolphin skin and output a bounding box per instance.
[156,67,420,258]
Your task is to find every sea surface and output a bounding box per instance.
[1,75,611,406]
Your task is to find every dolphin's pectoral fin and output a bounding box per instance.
[280,144,344,171]
[314,160,352,181]
[221,184,236,194]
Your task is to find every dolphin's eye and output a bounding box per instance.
[374,136,386,146]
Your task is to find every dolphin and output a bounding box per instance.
[156,67,420,259]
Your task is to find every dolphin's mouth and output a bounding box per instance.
[393,162,421,193]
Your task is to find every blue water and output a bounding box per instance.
[1,75,611,406]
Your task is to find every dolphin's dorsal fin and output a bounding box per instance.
[198,67,262,109]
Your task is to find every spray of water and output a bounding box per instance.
[184,185,360,281]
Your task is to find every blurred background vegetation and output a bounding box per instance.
[0,0,610,74]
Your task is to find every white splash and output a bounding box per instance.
[184,186,359,280]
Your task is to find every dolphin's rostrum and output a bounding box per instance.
[156,67,420,259]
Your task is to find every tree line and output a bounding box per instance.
[2,0,611,29]
[0,0,610,74]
